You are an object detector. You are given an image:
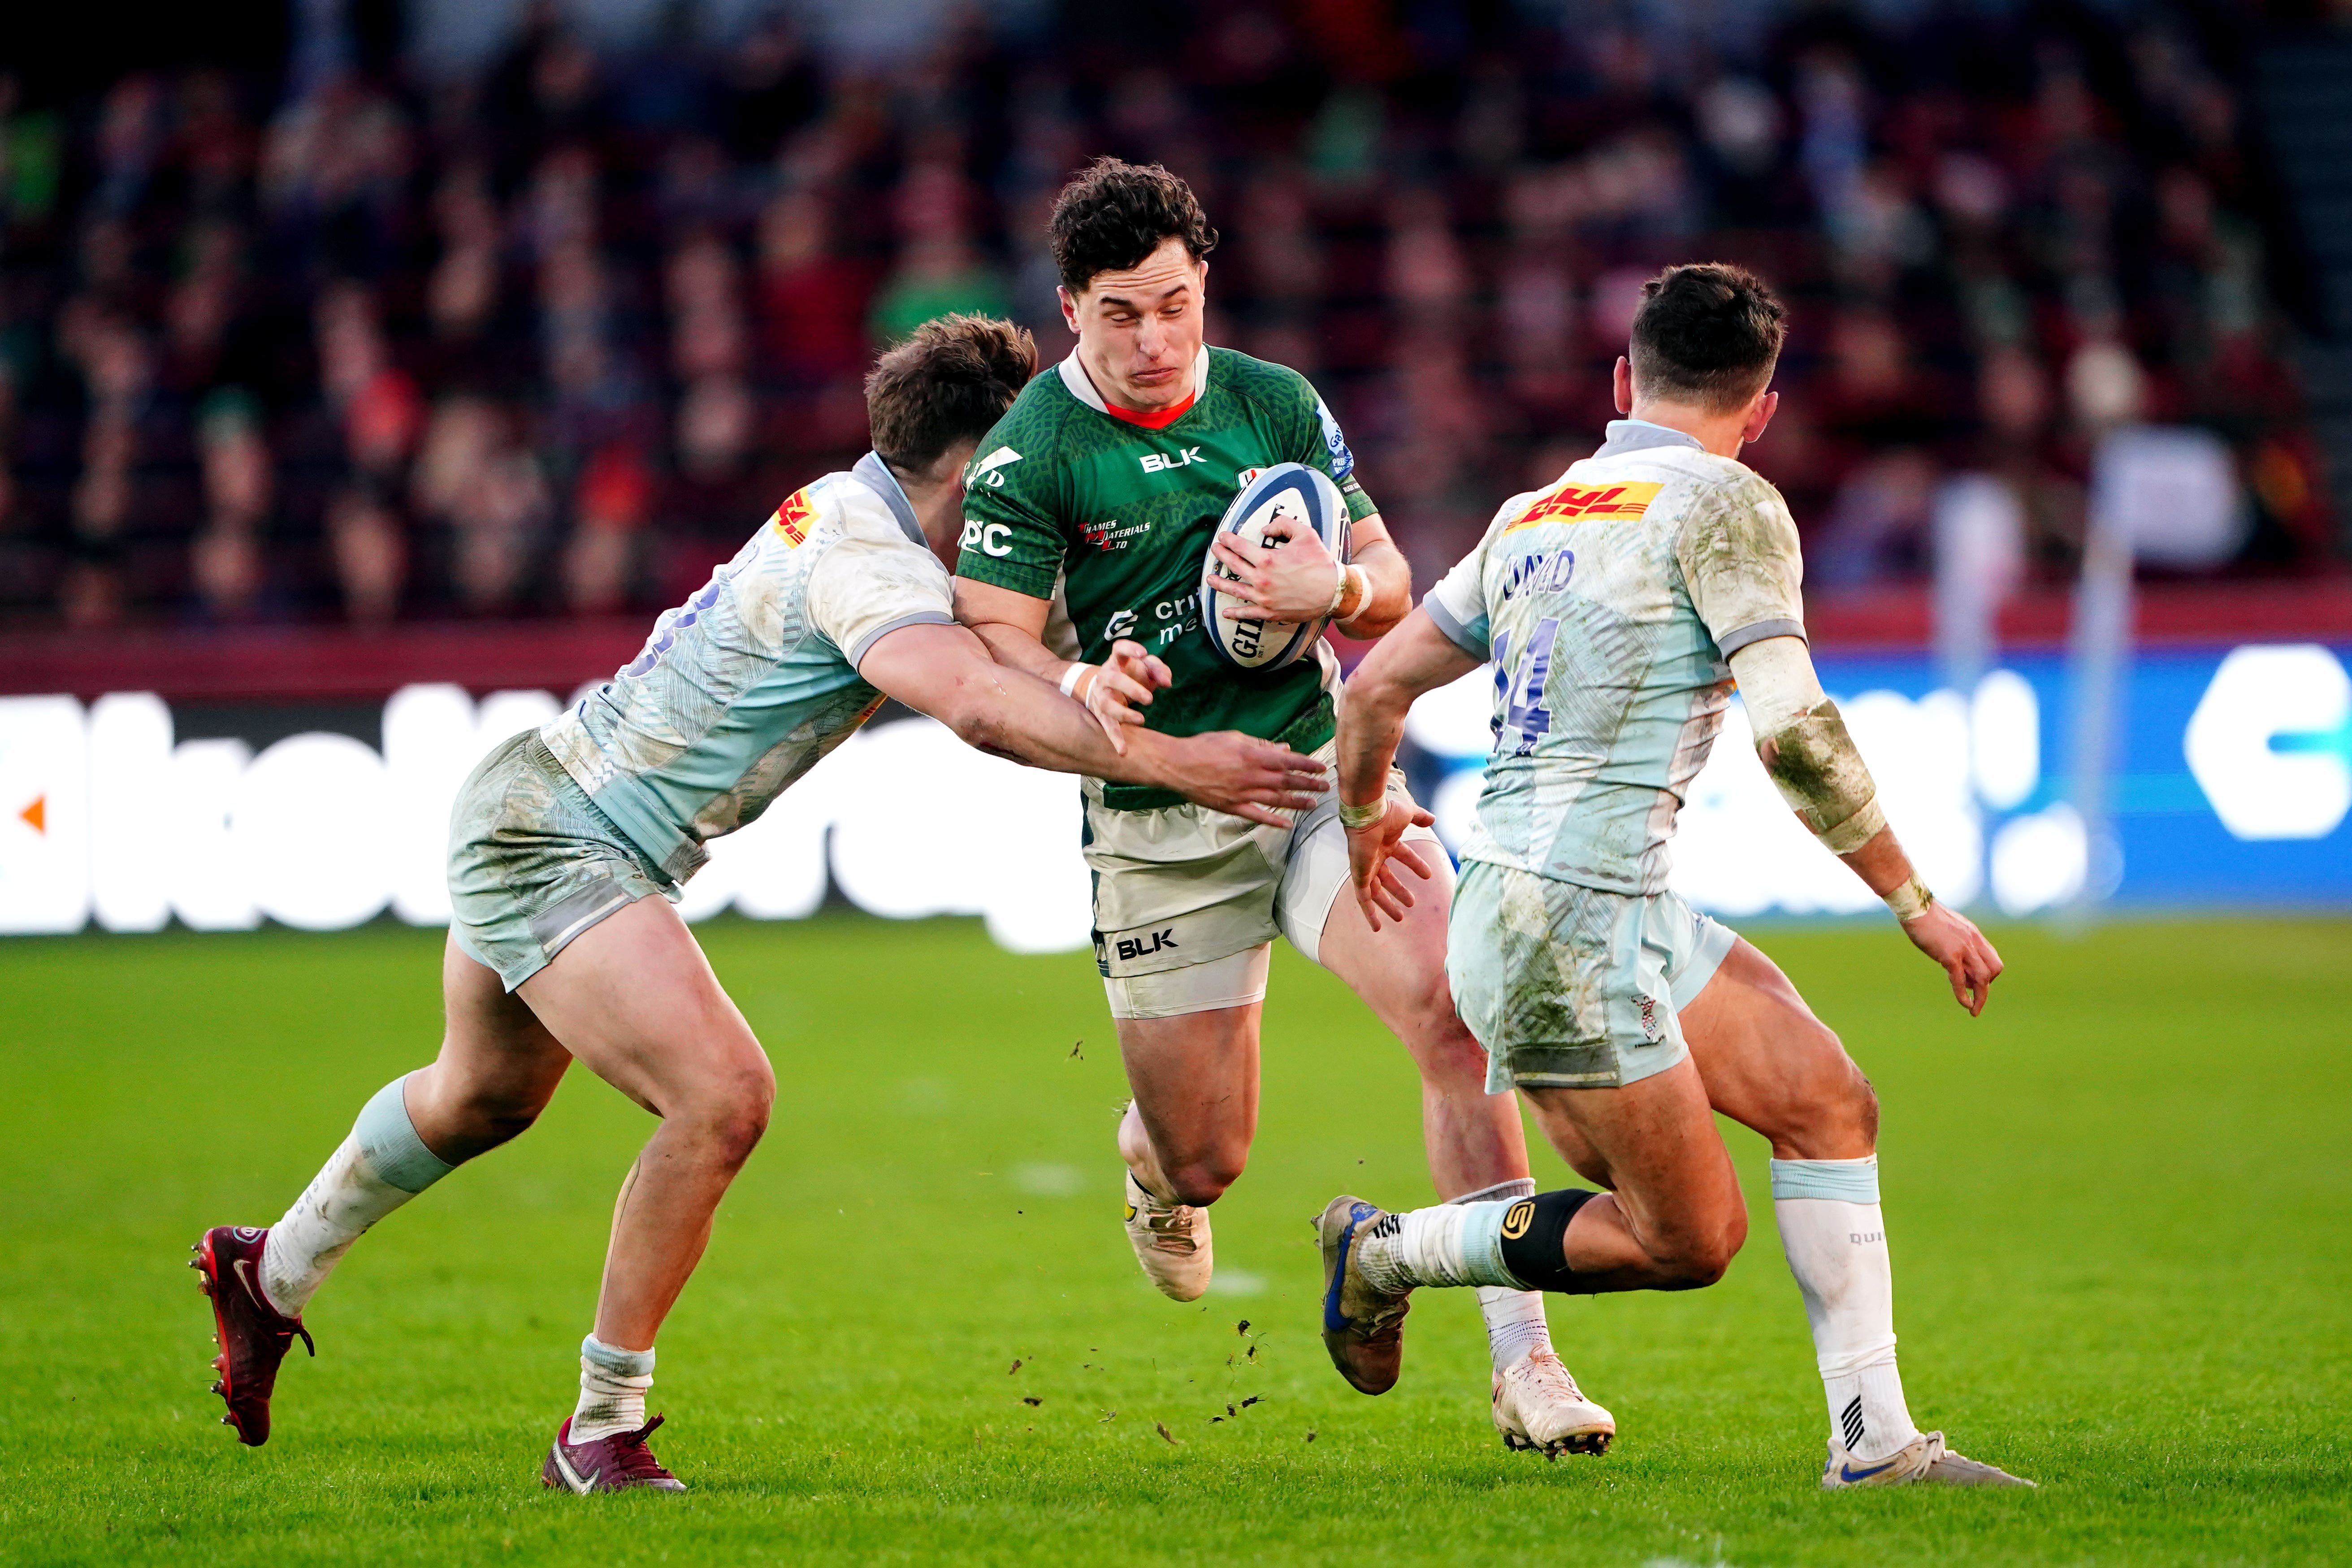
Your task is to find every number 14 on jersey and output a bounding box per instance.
[1490,617,1560,757]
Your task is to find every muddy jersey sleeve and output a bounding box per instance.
[808,533,958,669]
[954,440,1067,601]
[1674,470,1809,658]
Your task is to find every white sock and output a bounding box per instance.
[572,1336,654,1443]
[1476,1286,1554,1370]
[1451,1179,1555,1370]
[259,1075,457,1317]
[1772,1156,1920,1464]
[1354,1200,1522,1293]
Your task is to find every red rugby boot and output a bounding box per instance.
[191,1226,313,1446]
[541,1415,688,1493]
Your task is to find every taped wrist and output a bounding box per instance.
[1333,564,1369,623]
[1497,1188,1604,1294]
[1756,698,1882,842]
[1059,662,1093,700]
[1884,873,1934,922]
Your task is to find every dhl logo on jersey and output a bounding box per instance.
[1504,480,1663,533]
[769,487,817,546]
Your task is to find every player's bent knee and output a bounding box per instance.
[1646,1195,1748,1287]
[470,1099,546,1148]
[1800,1043,1878,1151]
[700,1097,771,1169]
[1656,1214,1746,1287]
[1163,1152,1245,1207]
[675,1059,775,1166]
[416,1067,556,1156]
[1848,1070,1880,1145]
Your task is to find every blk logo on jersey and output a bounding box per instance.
[1115,928,1180,962]
[1506,480,1664,533]
[769,487,815,546]
[1139,447,1204,474]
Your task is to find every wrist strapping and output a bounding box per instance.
[1329,563,1368,622]
[1884,874,1934,923]
[1059,662,1092,699]
[1337,796,1386,831]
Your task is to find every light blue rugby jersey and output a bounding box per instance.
[539,452,957,885]
[1422,421,1810,897]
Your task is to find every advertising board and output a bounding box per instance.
[1,643,2344,951]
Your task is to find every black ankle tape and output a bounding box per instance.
[1498,1188,1602,1294]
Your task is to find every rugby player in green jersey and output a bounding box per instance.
[187,316,1326,1490]
[952,159,1613,1454]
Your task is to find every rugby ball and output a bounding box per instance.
[1201,462,1350,671]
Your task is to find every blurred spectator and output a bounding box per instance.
[191,388,271,619]
[326,484,405,626]
[870,163,1008,346]
[757,188,873,390]
[656,374,769,602]
[413,396,547,614]
[0,1,2332,632]
[562,442,650,615]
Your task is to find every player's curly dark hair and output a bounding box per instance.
[1048,157,1218,293]
[1629,263,1787,412]
[865,313,1038,476]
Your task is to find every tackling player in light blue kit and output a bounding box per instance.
[1316,265,2031,1490]
[190,317,1326,1491]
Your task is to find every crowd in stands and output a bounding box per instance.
[0,0,2334,631]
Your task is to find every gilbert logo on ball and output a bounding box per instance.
[1200,462,1350,671]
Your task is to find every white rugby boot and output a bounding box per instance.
[1492,1349,1616,1457]
[1123,1170,1213,1301]
[1821,1430,2035,1490]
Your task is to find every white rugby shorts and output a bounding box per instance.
[1084,745,1446,1019]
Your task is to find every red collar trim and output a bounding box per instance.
[1101,390,1195,429]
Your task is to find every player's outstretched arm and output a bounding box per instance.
[858,621,1325,827]
[1208,511,1413,639]
[1728,635,2004,1014]
[1334,606,1478,928]
[952,577,1170,755]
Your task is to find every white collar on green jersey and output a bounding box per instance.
[849,450,928,547]
[1596,419,1706,459]
[1057,345,1212,415]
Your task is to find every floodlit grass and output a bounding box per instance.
[1,912,2347,1566]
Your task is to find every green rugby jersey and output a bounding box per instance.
[955,345,1379,809]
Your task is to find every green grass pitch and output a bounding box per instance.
[1,912,2347,1566]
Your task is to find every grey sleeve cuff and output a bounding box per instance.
[846,610,958,670]
[1715,617,1807,658]
[1422,595,1488,658]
